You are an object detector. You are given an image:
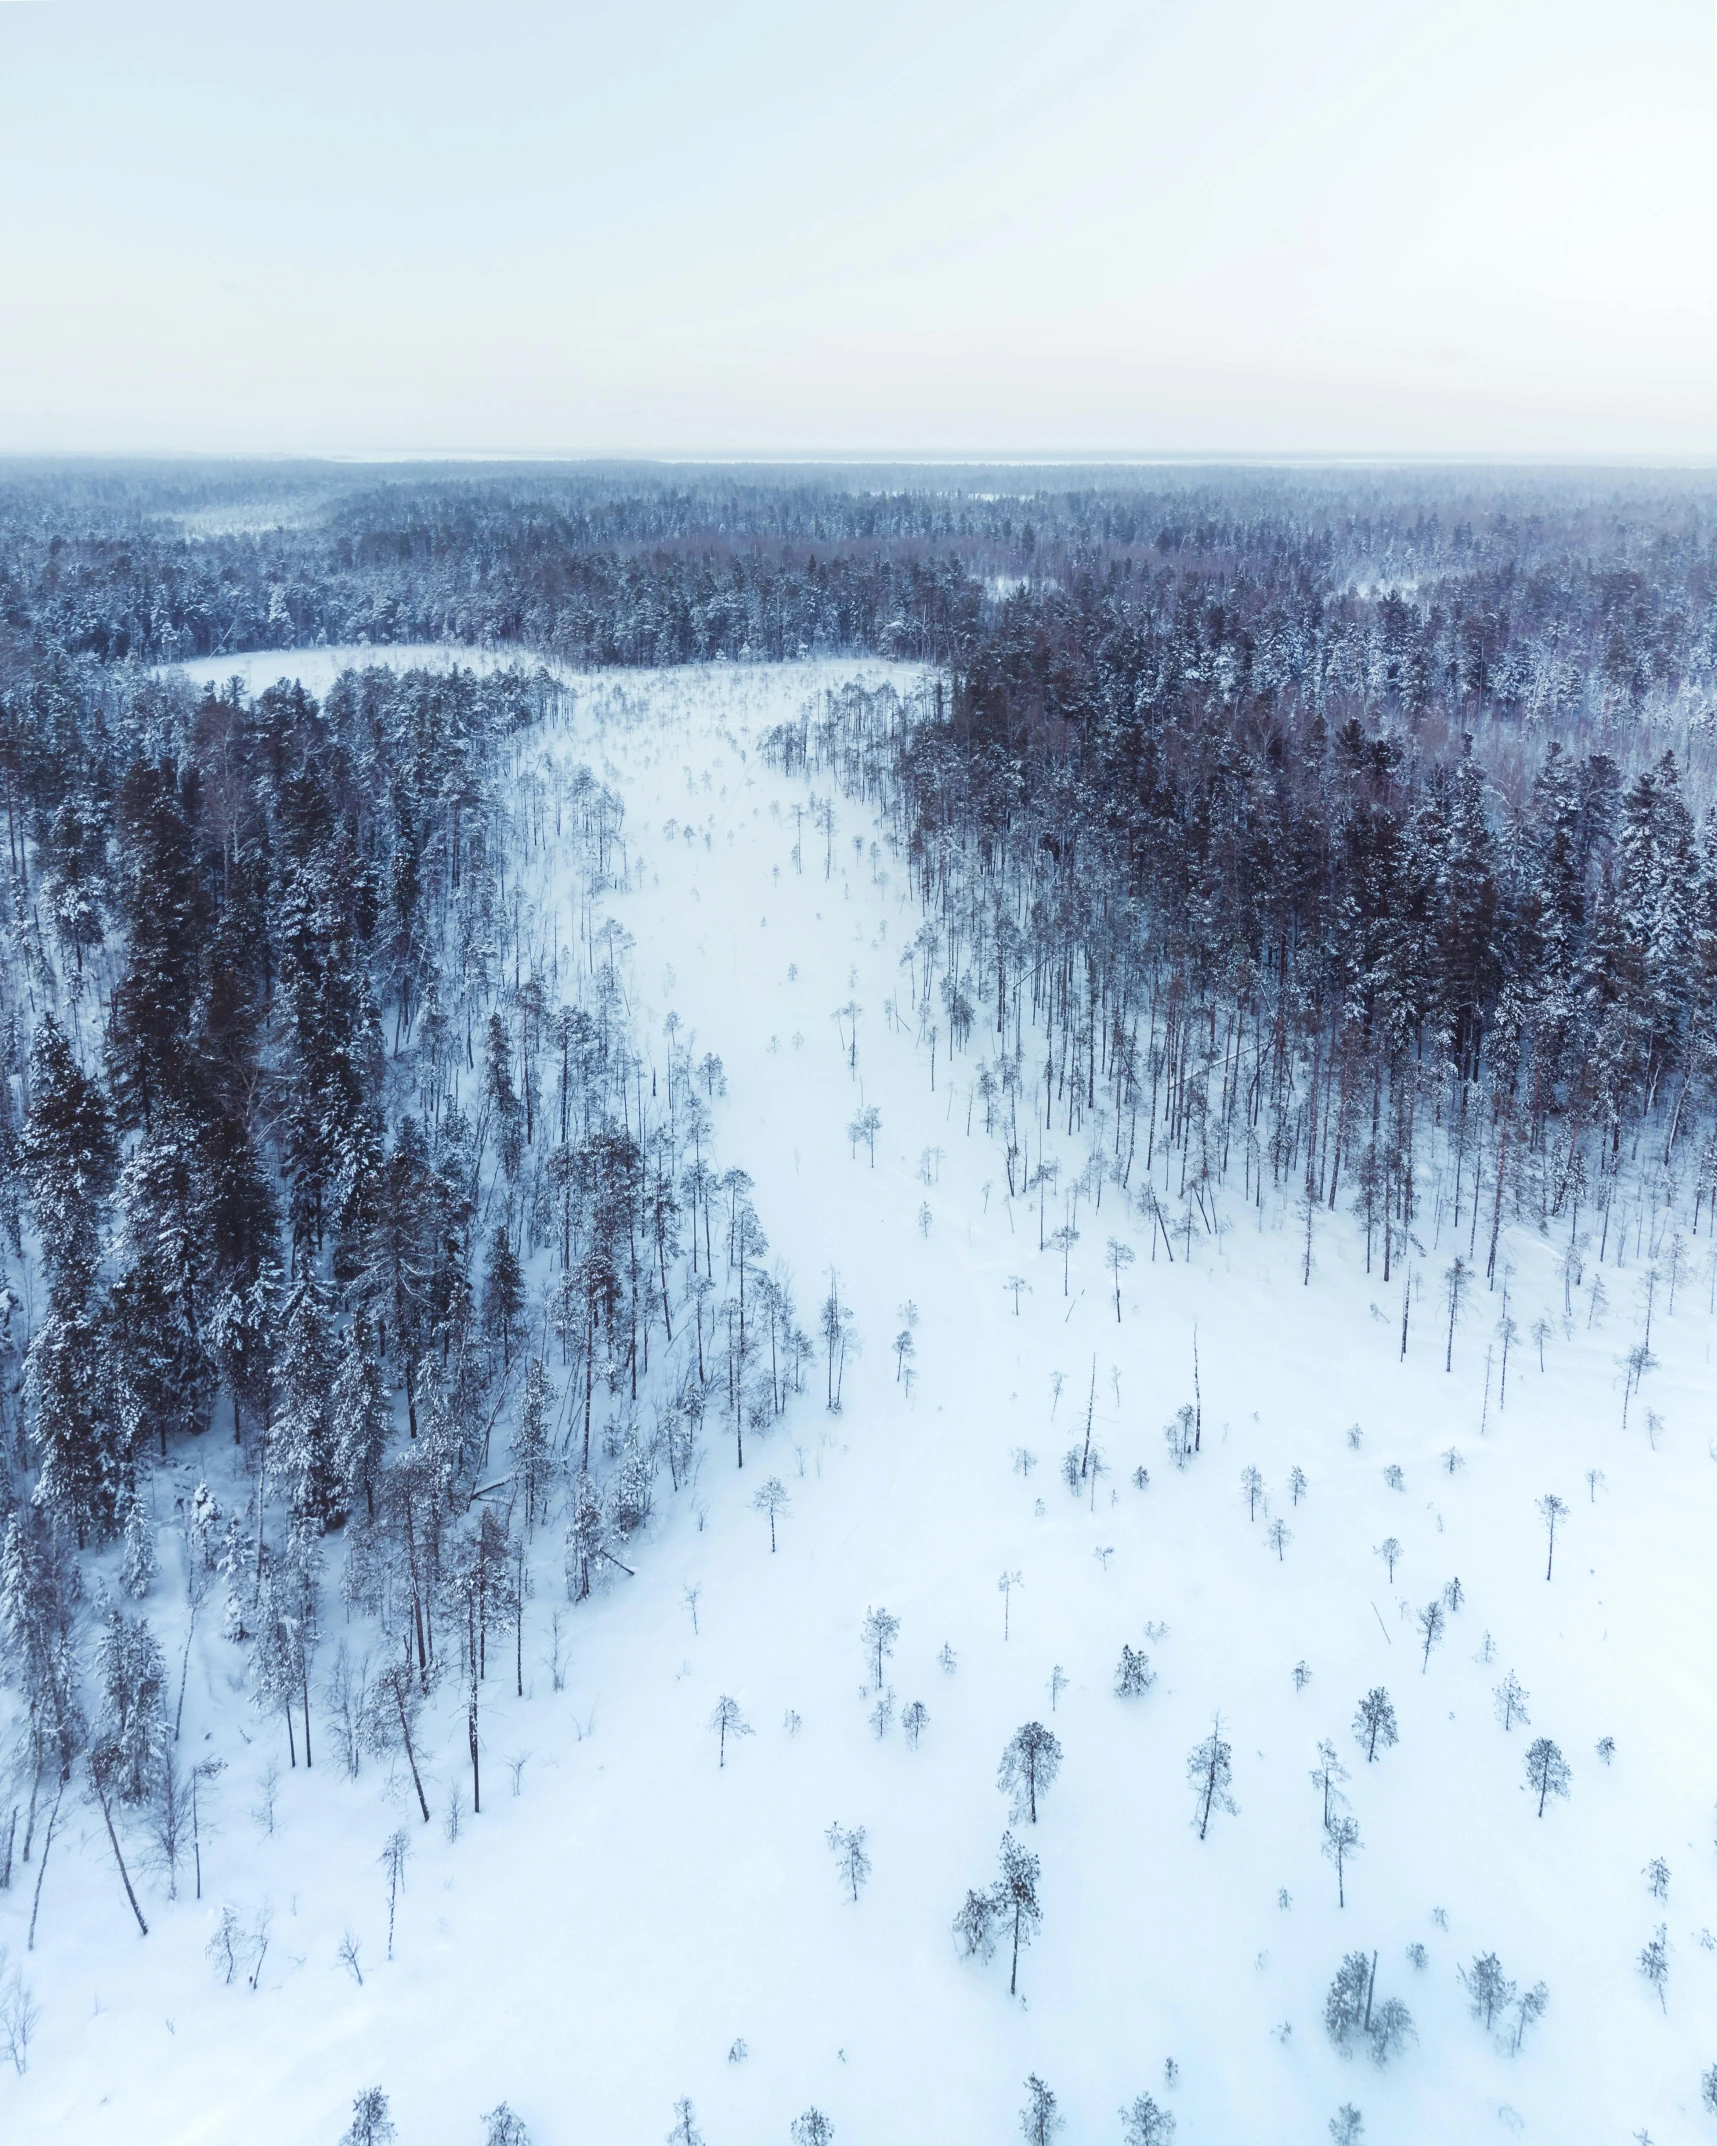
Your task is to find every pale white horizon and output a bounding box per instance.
[1,0,1714,459]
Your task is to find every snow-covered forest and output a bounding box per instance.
[1,465,1716,2145]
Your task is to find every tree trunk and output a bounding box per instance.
[94,1772,149,1936]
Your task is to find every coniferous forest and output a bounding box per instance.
[2,462,1716,2144]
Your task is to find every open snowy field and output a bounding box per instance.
[165,644,533,703]
[8,655,1717,2146]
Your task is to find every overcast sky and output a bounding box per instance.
[1,0,1714,458]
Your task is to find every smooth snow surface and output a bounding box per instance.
[9,656,1717,2145]
[162,644,532,702]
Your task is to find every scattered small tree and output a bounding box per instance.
[1444,1256,1472,1370]
[1020,2075,1064,2145]
[791,2111,835,2146]
[1115,1644,1154,1698]
[341,2090,396,2146]
[752,1477,790,1552]
[0,1957,40,2076]
[826,1822,871,1903]
[1460,1951,1515,2032]
[1324,1814,1361,1908]
[998,1722,1063,1824]
[994,1832,1043,1996]
[1416,1599,1445,1672]
[1537,1493,1568,1581]
[953,1885,997,1962]
[709,1696,753,1769]
[1524,1737,1569,1817]
[1493,1672,1530,1732]
[1509,1982,1549,2055]
[1120,2092,1176,2145]
[1312,1739,1349,1826]
[380,1827,410,1960]
[861,1606,900,1688]
[1106,1239,1135,1320]
[1367,1997,1415,2066]
[1325,1951,1372,2051]
[1639,1923,1669,2011]
[1353,1688,1398,1763]
[1187,1717,1236,1838]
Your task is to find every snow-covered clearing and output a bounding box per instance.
[9,656,1717,2145]
[165,645,530,702]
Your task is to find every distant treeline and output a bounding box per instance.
[4,465,1717,752]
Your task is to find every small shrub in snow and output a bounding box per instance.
[667,2098,704,2146]
[953,1887,996,1963]
[1639,1924,1669,2011]
[1115,1645,1154,1698]
[0,1953,39,2075]
[1367,1997,1416,2066]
